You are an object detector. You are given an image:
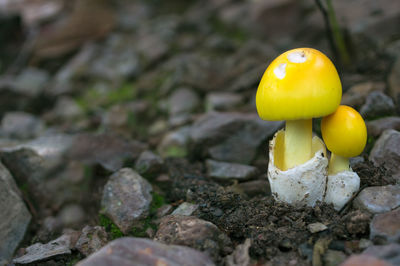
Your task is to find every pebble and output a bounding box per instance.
[353,185,400,214]
[225,239,251,266]
[370,208,400,243]
[341,81,385,108]
[323,250,346,266]
[76,237,215,266]
[168,87,200,116]
[237,179,270,197]
[155,215,231,259]
[363,243,400,266]
[58,204,86,229]
[369,129,400,182]
[360,91,396,119]
[134,150,164,178]
[205,92,243,111]
[101,168,152,233]
[0,111,45,139]
[307,222,328,233]
[171,202,199,216]
[339,254,391,266]
[13,67,49,97]
[367,116,400,137]
[0,162,31,265]
[75,226,109,257]
[206,159,258,182]
[158,126,191,158]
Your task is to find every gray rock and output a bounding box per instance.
[168,87,200,116]
[47,97,84,121]
[172,202,199,216]
[205,92,243,112]
[354,185,400,214]
[13,67,49,97]
[363,244,400,266]
[389,56,400,104]
[13,233,78,264]
[339,254,390,266]
[237,179,270,197]
[190,112,283,164]
[101,168,152,233]
[367,117,400,138]
[225,239,251,266]
[75,226,109,257]
[307,223,328,233]
[370,129,400,182]
[134,150,164,177]
[76,237,215,266]
[323,250,346,266]
[360,91,396,119]
[206,159,258,181]
[0,162,31,265]
[341,81,385,109]
[370,208,400,243]
[58,204,86,229]
[155,215,231,259]
[0,111,45,139]
[158,126,191,158]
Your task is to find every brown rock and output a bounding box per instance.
[367,117,400,137]
[341,81,385,108]
[370,208,400,243]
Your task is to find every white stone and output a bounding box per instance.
[268,130,328,206]
[324,170,360,210]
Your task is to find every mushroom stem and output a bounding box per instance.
[284,119,312,170]
[328,153,349,174]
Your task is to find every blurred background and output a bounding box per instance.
[0,0,400,264]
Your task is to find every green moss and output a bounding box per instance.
[150,192,165,211]
[164,146,187,158]
[99,214,124,240]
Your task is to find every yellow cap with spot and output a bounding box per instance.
[256,48,342,121]
[322,105,367,158]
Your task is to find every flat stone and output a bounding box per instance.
[369,129,400,182]
[353,185,400,214]
[76,237,215,266]
[307,222,328,233]
[340,254,390,266]
[13,67,49,97]
[0,111,45,139]
[363,244,400,266]
[0,162,31,265]
[205,92,243,111]
[171,202,199,216]
[158,126,191,158]
[370,208,400,243]
[134,150,164,178]
[367,117,400,137]
[101,168,152,234]
[190,112,283,164]
[155,215,231,259]
[206,159,258,181]
[360,91,396,119]
[75,226,109,257]
[13,233,78,264]
[168,87,200,116]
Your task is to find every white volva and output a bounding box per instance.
[324,171,360,210]
[268,130,328,206]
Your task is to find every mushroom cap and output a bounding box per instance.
[256,48,342,121]
[321,105,367,158]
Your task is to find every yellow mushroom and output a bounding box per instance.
[321,105,367,175]
[256,48,342,170]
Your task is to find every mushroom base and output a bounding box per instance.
[324,170,360,210]
[268,130,328,207]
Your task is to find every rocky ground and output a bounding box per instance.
[0,0,400,265]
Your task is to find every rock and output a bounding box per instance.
[367,117,400,137]
[58,204,86,229]
[0,162,31,265]
[360,91,396,119]
[370,208,400,243]
[341,81,385,108]
[13,232,79,264]
[323,250,346,266]
[158,126,191,158]
[0,111,45,139]
[75,226,109,257]
[168,87,200,116]
[369,129,400,182]
[237,179,270,197]
[155,215,231,259]
[389,56,400,104]
[156,204,173,218]
[101,168,152,234]
[12,67,49,97]
[190,112,283,164]
[46,97,84,121]
[171,202,199,216]
[225,239,251,266]
[205,92,243,111]
[307,223,328,233]
[206,159,258,182]
[353,185,400,214]
[134,150,164,178]
[76,237,215,266]
[339,254,390,266]
[363,244,400,266]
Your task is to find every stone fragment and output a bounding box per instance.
[101,168,152,233]
[367,117,400,137]
[363,244,400,266]
[155,215,231,259]
[190,112,282,164]
[134,150,164,178]
[13,67,49,97]
[341,81,385,108]
[237,179,270,197]
[353,185,400,214]
[76,237,215,266]
[369,129,400,182]
[307,223,328,233]
[323,250,346,266]
[75,226,109,257]
[57,204,86,229]
[171,202,199,216]
[360,91,396,119]
[225,239,251,266]
[158,126,191,158]
[206,159,258,182]
[0,111,44,139]
[205,92,243,111]
[370,208,400,243]
[339,254,390,266]
[0,162,31,265]
[168,87,200,116]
